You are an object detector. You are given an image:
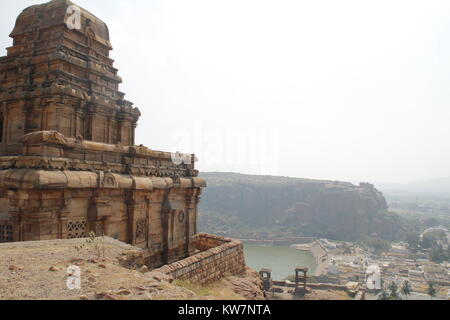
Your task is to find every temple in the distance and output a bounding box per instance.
[0,0,206,268]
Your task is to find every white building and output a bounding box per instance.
[390,244,409,254]
[327,259,339,275]
[366,265,382,290]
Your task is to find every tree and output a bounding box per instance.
[361,236,391,253]
[378,290,389,301]
[388,281,401,300]
[400,280,412,300]
[431,243,447,263]
[420,234,437,249]
[405,232,420,249]
[427,283,437,300]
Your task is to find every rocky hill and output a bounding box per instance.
[199,172,402,241]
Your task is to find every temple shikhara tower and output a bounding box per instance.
[0,0,206,268]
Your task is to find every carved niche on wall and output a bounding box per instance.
[135,218,147,242]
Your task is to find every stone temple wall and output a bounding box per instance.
[0,168,205,269]
[0,0,206,271]
[153,233,247,284]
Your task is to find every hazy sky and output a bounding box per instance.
[1,0,450,184]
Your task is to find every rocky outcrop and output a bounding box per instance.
[199,173,393,241]
[224,267,266,300]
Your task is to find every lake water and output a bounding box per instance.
[243,244,317,280]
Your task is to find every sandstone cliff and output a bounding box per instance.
[199,173,399,241]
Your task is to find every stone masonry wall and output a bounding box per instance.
[153,233,246,284]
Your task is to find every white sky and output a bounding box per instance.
[1,0,450,184]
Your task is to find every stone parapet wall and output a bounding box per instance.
[273,280,347,291]
[310,241,327,261]
[294,240,328,276]
[153,233,246,284]
[195,232,230,251]
[0,168,205,190]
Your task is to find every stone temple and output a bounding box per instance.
[0,0,206,268]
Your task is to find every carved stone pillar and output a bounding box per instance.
[85,103,96,141]
[144,196,150,249]
[116,113,124,144]
[125,192,133,244]
[59,192,72,239]
[184,190,194,257]
[5,191,21,242]
[160,191,171,265]
[193,189,203,235]
[54,103,65,133]
[1,102,7,144]
[88,192,111,237]
[131,122,137,146]
[106,116,112,144]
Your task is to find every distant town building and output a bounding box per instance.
[327,259,339,275]
[366,265,381,290]
[390,244,409,254]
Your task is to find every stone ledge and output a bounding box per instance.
[0,130,201,178]
[0,168,206,190]
[0,155,198,178]
[20,131,194,165]
[0,236,137,250]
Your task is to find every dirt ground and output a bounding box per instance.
[0,238,264,300]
